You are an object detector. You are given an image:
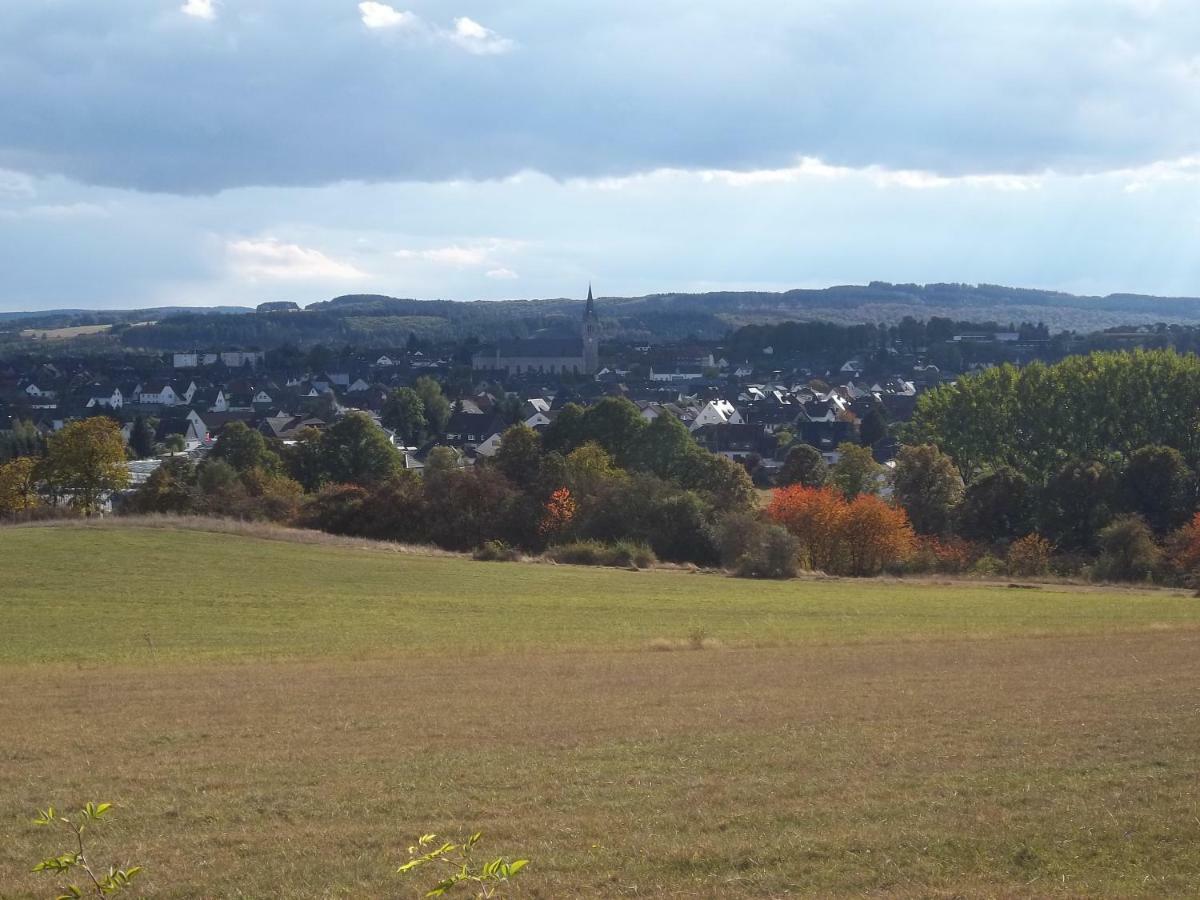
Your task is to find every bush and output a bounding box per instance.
[1007,533,1052,578]
[1093,514,1160,582]
[714,511,798,579]
[970,554,1005,577]
[546,539,656,569]
[733,525,799,579]
[907,535,976,574]
[474,540,520,562]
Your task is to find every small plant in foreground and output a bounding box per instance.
[398,831,528,898]
[32,802,142,898]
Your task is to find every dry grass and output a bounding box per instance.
[4,634,1200,897]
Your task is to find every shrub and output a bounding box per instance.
[1165,511,1200,579]
[715,510,799,578]
[1007,533,1053,578]
[474,540,520,562]
[970,554,1005,577]
[1093,514,1160,582]
[733,525,799,579]
[546,539,656,569]
[907,535,976,574]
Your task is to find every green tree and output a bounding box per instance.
[381,388,427,444]
[414,376,451,436]
[210,421,281,473]
[1039,458,1116,552]
[829,442,881,498]
[542,403,585,454]
[130,415,156,459]
[1094,514,1161,582]
[284,426,327,492]
[575,397,646,465]
[320,412,403,485]
[41,418,130,513]
[626,414,694,480]
[955,466,1034,543]
[777,444,828,488]
[493,425,543,489]
[1119,445,1195,535]
[891,444,964,535]
[859,406,888,448]
[124,457,198,515]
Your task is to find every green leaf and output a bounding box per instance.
[508,859,529,876]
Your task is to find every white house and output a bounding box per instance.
[138,383,181,406]
[688,400,743,432]
[85,386,124,410]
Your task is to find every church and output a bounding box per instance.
[472,286,600,376]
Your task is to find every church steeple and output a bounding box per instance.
[582,283,599,374]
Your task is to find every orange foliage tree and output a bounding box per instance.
[539,486,577,538]
[766,484,916,576]
[1165,512,1200,576]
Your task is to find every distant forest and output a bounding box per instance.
[4,282,1200,352]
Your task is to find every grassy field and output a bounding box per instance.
[18,324,112,340]
[2,521,1200,897]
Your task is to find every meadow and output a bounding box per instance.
[2,520,1200,897]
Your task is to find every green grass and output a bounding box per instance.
[2,524,1197,665]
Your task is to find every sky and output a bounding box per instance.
[1,0,1199,311]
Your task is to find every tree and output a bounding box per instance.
[1094,515,1160,582]
[891,444,964,535]
[1039,458,1116,552]
[562,442,622,497]
[129,415,156,459]
[210,422,281,474]
[679,449,756,511]
[283,427,326,492]
[778,444,827,488]
[381,388,426,444]
[414,377,451,436]
[838,494,916,576]
[0,456,40,514]
[955,466,1034,543]
[626,414,694,480]
[829,442,881,498]
[493,425,543,489]
[1119,445,1195,535]
[859,406,888,448]
[541,403,585,454]
[320,412,403,485]
[765,485,847,572]
[123,457,198,515]
[574,397,646,465]
[41,418,130,514]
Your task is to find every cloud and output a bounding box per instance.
[227,238,366,281]
[486,267,518,280]
[446,17,515,55]
[180,0,215,21]
[393,239,523,269]
[358,2,418,31]
[0,2,1198,198]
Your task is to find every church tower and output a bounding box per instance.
[582,283,599,374]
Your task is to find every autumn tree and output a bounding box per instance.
[41,418,130,514]
[891,444,964,535]
[0,456,41,514]
[838,494,916,576]
[765,485,847,572]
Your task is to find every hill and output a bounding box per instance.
[3,521,1200,897]
[8,282,1200,350]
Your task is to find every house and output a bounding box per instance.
[84,385,123,410]
[689,399,743,432]
[444,411,506,446]
[138,383,183,406]
[692,423,774,462]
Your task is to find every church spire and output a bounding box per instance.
[585,283,595,319]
